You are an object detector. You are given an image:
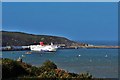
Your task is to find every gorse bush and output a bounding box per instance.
[42,60,57,69]
[2,58,28,78]
[77,73,93,80]
[2,58,94,80]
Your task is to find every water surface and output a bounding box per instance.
[1,48,118,78]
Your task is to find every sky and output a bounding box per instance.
[0,2,1,30]
[2,2,118,41]
[1,0,120,2]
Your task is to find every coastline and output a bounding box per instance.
[1,45,120,51]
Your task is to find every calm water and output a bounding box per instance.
[1,40,118,78]
[1,48,118,78]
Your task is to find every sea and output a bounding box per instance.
[1,41,119,78]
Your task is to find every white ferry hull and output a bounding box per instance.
[29,45,58,52]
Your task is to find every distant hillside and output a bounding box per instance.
[1,31,86,46]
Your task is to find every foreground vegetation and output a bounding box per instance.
[2,58,93,79]
[2,58,118,80]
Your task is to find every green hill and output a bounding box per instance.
[1,31,86,46]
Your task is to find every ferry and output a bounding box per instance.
[29,42,58,52]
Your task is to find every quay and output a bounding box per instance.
[80,45,120,49]
[67,45,120,49]
[1,45,120,51]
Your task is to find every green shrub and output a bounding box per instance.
[38,70,57,78]
[77,73,93,80]
[68,72,78,77]
[29,66,41,76]
[40,60,57,71]
[2,58,94,80]
[2,58,28,79]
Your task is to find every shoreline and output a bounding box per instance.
[80,45,120,49]
[1,45,120,51]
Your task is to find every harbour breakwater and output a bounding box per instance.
[82,45,120,49]
[1,46,30,51]
[1,45,120,51]
[63,46,120,49]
